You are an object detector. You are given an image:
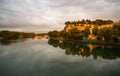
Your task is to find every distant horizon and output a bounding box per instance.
[0,0,120,33]
[0,19,119,33]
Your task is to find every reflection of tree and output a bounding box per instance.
[48,39,60,47]
[0,40,15,45]
[48,39,120,60]
[0,39,27,45]
[92,46,120,59]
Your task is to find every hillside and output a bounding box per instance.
[48,19,120,43]
[64,19,113,39]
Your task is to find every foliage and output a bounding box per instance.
[92,25,99,36]
[113,21,120,31]
[48,26,120,42]
[0,30,35,40]
[83,26,90,37]
[48,28,83,40]
[48,30,61,38]
[48,19,120,43]
[65,19,113,26]
[97,28,119,42]
[67,28,83,40]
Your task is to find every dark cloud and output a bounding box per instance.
[0,0,120,32]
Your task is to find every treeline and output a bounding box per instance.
[93,27,120,42]
[48,22,120,43]
[48,28,89,40]
[65,19,113,26]
[0,30,35,40]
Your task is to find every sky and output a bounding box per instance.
[0,0,120,33]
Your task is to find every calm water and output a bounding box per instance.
[0,39,120,76]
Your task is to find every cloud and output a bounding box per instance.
[0,0,120,33]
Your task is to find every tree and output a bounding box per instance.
[9,31,19,39]
[92,25,99,36]
[48,30,61,38]
[0,30,9,39]
[60,30,68,39]
[65,21,71,25]
[81,19,86,24]
[97,27,119,42]
[95,19,105,25]
[106,20,113,24]
[113,22,120,31]
[86,19,91,24]
[83,26,90,37]
[68,28,83,40]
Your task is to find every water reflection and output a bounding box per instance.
[0,39,28,45]
[48,39,120,60]
[0,39,120,76]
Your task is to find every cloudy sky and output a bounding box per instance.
[0,0,120,33]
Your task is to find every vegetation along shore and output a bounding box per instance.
[48,19,120,45]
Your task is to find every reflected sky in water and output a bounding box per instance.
[0,39,120,76]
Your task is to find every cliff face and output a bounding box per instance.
[64,24,113,32]
[64,24,86,32]
[97,24,113,29]
[64,23,113,39]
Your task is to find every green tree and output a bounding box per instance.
[97,28,119,42]
[95,19,105,25]
[106,20,113,24]
[65,21,71,25]
[60,30,68,39]
[113,22,120,31]
[0,30,9,39]
[86,19,91,24]
[68,28,83,40]
[81,19,86,24]
[48,30,61,38]
[83,27,90,37]
[92,25,99,36]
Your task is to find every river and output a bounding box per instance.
[0,39,120,76]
